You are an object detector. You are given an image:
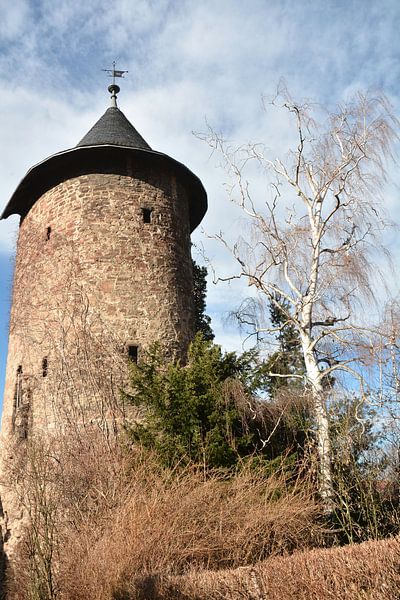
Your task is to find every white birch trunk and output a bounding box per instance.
[300,331,333,509]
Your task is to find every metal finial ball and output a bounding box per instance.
[108,84,120,95]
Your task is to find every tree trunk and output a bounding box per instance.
[300,332,333,511]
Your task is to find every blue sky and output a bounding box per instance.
[0,0,400,410]
[0,253,13,401]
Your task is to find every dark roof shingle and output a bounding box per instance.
[77,106,151,150]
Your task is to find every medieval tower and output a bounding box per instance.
[0,79,207,551]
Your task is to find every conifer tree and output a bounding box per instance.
[192,260,214,341]
[126,334,264,469]
[263,295,305,397]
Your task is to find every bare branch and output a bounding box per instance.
[199,88,399,508]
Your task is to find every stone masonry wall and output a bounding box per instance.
[1,165,194,441]
[0,164,196,553]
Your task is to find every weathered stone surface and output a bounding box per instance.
[0,164,197,557]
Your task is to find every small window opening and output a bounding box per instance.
[14,366,23,410]
[128,345,138,364]
[42,357,48,378]
[142,208,152,224]
[19,389,31,440]
[46,226,52,241]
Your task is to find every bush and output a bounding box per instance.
[330,399,400,543]
[149,536,400,600]
[58,456,321,600]
[125,334,311,470]
[7,434,321,600]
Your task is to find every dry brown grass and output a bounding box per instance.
[7,431,400,600]
[57,458,320,600]
[6,433,322,600]
[140,535,400,600]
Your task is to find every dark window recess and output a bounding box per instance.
[13,366,23,413]
[46,226,52,241]
[42,357,48,378]
[142,208,152,223]
[128,345,138,363]
[19,390,31,440]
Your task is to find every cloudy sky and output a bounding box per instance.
[0,0,399,401]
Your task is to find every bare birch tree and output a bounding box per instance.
[200,89,399,508]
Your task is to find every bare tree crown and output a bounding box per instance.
[199,89,399,505]
[201,90,398,366]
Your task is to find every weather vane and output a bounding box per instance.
[102,61,128,107]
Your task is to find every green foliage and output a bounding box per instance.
[330,398,400,543]
[192,260,214,341]
[260,298,399,541]
[126,334,264,469]
[125,333,315,475]
[252,295,311,457]
[261,295,305,397]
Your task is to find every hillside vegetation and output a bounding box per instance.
[142,536,400,600]
[6,335,400,599]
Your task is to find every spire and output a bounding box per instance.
[77,62,151,150]
[76,107,152,149]
[1,66,206,230]
[102,61,128,107]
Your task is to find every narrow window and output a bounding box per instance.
[46,226,51,241]
[142,208,152,224]
[14,366,23,410]
[127,345,138,364]
[42,357,48,378]
[19,389,31,440]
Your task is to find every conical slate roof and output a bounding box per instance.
[1,100,207,231]
[77,106,152,150]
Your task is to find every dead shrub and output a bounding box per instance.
[5,431,322,600]
[6,429,131,600]
[60,459,321,600]
[153,535,400,600]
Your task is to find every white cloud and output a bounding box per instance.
[0,0,399,355]
[0,0,31,42]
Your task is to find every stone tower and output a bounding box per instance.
[0,84,207,443]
